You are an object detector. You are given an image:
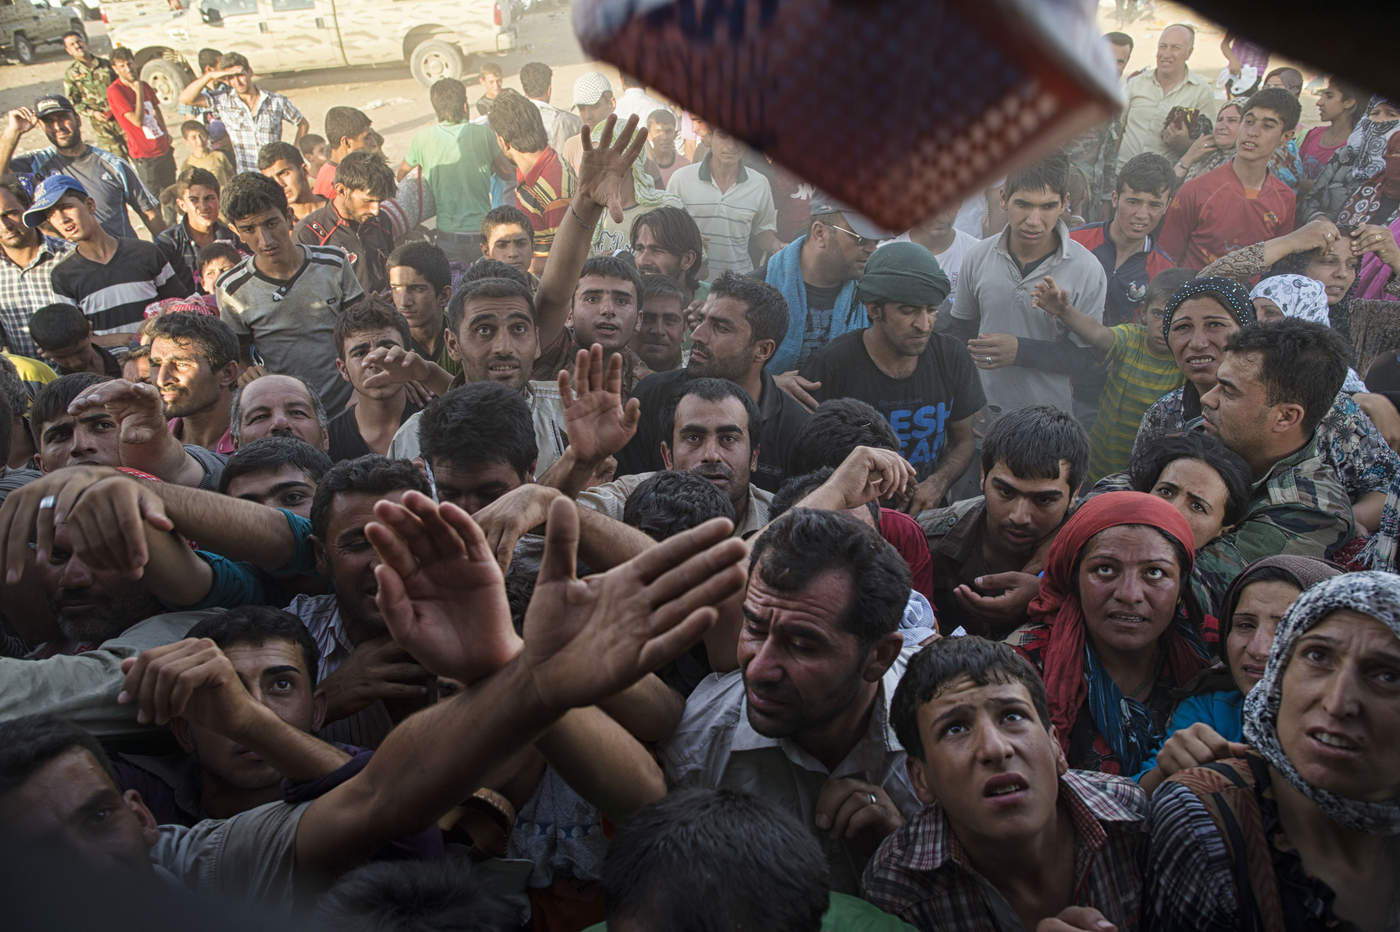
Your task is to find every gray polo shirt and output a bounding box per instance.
[950,221,1107,416]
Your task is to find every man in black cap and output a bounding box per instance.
[800,241,985,512]
[0,97,163,239]
[763,192,886,410]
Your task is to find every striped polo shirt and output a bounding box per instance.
[49,237,194,337]
[1087,323,1184,481]
[666,156,777,275]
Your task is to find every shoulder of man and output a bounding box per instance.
[153,799,310,904]
[917,496,981,540]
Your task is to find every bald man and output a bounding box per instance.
[1117,23,1218,168]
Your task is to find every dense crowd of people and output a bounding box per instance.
[0,19,1397,932]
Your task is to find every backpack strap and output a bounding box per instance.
[1171,754,1286,932]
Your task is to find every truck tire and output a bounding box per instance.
[141,57,195,110]
[409,39,464,87]
[14,33,35,65]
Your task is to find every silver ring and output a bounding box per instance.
[37,495,56,510]
[868,792,877,806]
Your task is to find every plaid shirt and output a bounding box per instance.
[862,770,1148,932]
[204,86,305,173]
[0,235,72,357]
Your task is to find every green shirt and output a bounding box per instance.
[406,120,500,235]
[1086,324,1183,482]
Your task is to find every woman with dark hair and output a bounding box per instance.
[1128,431,1252,551]
[1134,555,1340,793]
[1008,492,1213,775]
[1298,78,1368,188]
[1144,571,1400,929]
[1298,95,1400,222]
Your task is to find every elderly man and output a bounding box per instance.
[1117,24,1217,167]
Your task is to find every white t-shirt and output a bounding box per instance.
[883,227,980,305]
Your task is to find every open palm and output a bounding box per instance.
[560,344,640,463]
[576,113,648,223]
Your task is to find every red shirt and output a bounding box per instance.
[515,146,576,260]
[1157,161,1295,270]
[106,80,170,160]
[313,160,338,200]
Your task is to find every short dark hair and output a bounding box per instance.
[218,435,333,495]
[218,51,250,72]
[622,470,735,540]
[1144,267,1196,307]
[256,140,304,171]
[1104,31,1133,52]
[31,373,108,446]
[196,240,241,276]
[447,277,535,332]
[333,151,395,199]
[646,108,676,128]
[479,62,502,79]
[298,133,326,156]
[602,788,829,932]
[577,253,642,303]
[197,47,222,71]
[110,46,134,63]
[1116,152,1175,197]
[386,241,450,294]
[0,714,117,798]
[0,173,33,210]
[187,605,320,687]
[749,508,910,645]
[28,303,89,351]
[462,257,531,288]
[518,62,552,99]
[61,29,84,42]
[222,171,289,222]
[1005,152,1070,200]
[708,271,788,346]
[1226,320,1348,434]
[480,204,534,244]
[333,297,410,360]
[486,89,548,153]
[630,206,704,292]
[640,273,684,305]
[229,375,327,447]
[1128,431,1252,529]
[309,455,431,542]
[428,78,467,123]
[1243,86,1303,132]
[786,398,899,477]
[891,637,1052,761]
[419,382,537,477]
[180,120,208,138]
[145,312,240,371]
[324,106,372,150]
[981,405,1090,492]
[659,377,761,452]
[318,860,519,932]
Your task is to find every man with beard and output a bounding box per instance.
[0,174,71,359]
[1,98,163,239]
[294,150,398,294]
[579,378,772,536]
[663,507,920,894]
[146,313,240,454]
[60,31,127,160]
[156,168,241,292]
[616,272,809,492]
[630,204,707,308]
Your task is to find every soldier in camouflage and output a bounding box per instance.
[60,32,128,161]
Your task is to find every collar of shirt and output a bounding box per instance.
[927,498,988,564]
[698,153,749,185]
[0,235,70,271]
[287,592,352,681]
[520,145,562,188]
[1253,432,1323,491]
[993,220,1073,272]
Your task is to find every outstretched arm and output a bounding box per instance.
[1032,276,1114,353]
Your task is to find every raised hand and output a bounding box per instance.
[315,636,433,723]
[814,776,904,845]
[470,483,562,572]
[117,637,259,730]
[1350,222,1400,270]
[519,497,747,712]
[798,444,915,513]
[366,491,520,685]
[1153,722,1250,779]
[576,113,647,223]
[360,344,432,390]
[559,343,640,465]
[1031,277,1072,318]
[70,379,167,446]
[5,107,38,137]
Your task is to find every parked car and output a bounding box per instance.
[0,0,84,64]
[103,0,522,107]
[60,0,101,21]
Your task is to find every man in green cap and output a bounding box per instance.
[800,241,985,513]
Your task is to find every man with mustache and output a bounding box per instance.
[146,313,240,454]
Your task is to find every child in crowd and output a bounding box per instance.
[299,132,329,180]
[195,241,241,310]
[179,120,235,190]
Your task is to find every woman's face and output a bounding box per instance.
[1168,297,1242,390]
[1252,296,1285,322]
[1214,106,1242,148]
[1148,457,1231,549]
[1276,610,1400,802]
[1227,579,1301,694]
[1078,526,1183,660]
[1303,239,1359,306]
[1368,102,1400,122]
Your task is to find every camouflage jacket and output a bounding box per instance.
[62,57,127,157]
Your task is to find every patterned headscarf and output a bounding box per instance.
[1344,100,1400,182]
[1161,275,1257,345]
[1249,275,1368,392]
[1242,571,1400,835]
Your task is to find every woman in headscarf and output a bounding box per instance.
[1298,95,1400,222]
[1249,274,1368,391]
[1177,101,1240,183]
[1008,492,1213,776]
[1135,555,1341,793]
[1144,571,1400,930]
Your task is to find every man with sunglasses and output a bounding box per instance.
[764,194,887,410]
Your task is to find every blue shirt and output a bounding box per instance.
[1133,689,1244,782]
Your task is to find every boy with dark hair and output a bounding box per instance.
[257,140,324,221]
[534,252,643,392]
[385,241,455,374]
[622,470,735,541]
[295,150,398,292]
[28,302,120,376]
[786,397,901,477]
[919,405,1089,639]
[418,381,538,515]
[1036,266,1193,480]
[218,434,331,516]
[948,153,1109,420]
[1070,152,1178,326]
[30,371,117,471]
[327,298,418,461]
[156,166,241,292]
[479,204,536,277]
[196,241,241,296]
[865,637,1147,931]
[1159,88,1300,270]
[178,120,234,189]
[632,273,687,376]
[520,60,582,156]
[217,171,364,415]
[488,88,577,270]
[298,133,328,180]
[643,107,690,188]
[107,47,174,195]
[313,106,374,200]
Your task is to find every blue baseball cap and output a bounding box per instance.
[23,174,88,228]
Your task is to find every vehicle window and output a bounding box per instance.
[202,0,257,17]
[269,0,314,10]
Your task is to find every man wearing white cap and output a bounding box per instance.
[561,71,617,176]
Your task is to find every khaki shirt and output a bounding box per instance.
[1117,67,1217,168]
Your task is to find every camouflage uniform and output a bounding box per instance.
[63,56,128,159]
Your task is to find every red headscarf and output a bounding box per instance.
[1028,492,1209,755]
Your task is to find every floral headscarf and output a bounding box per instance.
[1249,275,1368,392]
[1242,571,1400,835]
[1344,100,1400,183]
